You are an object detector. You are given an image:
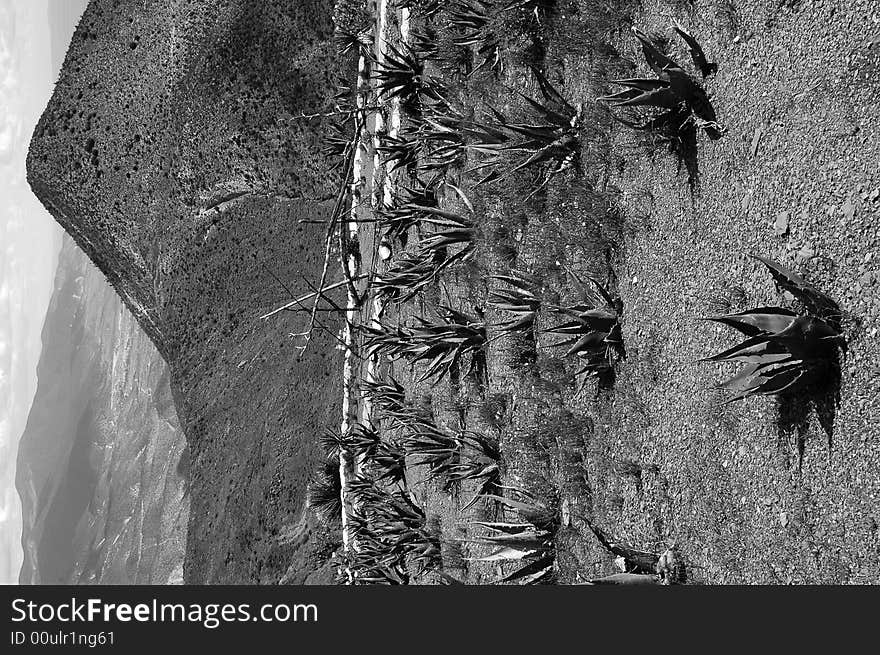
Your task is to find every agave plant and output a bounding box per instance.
[377,133,421,174]
[321,116,353,172]
[362,376,408,415]
[376,183,435,243]
[373,210,474,304]
[321,423,378,459]
[344,477,442,583]
[306,460,343,524]
[417,113,470,175]
[371,249,447,303]
[471,68,581,189]
[405,423,500,491]
[376,182,470,245]
[701,255,844,403]
[466,491,558,584]
[408,28,441,62]
[449,0,504,75]
[488,271,541,334]
[443,432,501,499]
[417,218,475,259]
[545,274,624,378]
[367,439,408,485]
[319,422,405,485]
[599,26,724,140]
[373,42,448,112]
[334,27,373,58]
[365,307,487,383]
[404,423,463,481]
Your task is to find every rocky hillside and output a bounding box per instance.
[27,0,352,582]
[16,235,187,585]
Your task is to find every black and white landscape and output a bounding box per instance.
[6,0,880,585]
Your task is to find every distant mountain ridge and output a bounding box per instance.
[17,235,187,584]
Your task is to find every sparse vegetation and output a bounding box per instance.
[302,0,876,586]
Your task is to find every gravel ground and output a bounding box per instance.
[561,0,880,583]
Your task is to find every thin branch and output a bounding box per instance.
[261,264,362,357]
[260,274,367,320]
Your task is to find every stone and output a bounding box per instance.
[774,211,790,236]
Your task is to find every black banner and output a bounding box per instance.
[0,585,871,650]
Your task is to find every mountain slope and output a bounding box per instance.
[26,0,352,582]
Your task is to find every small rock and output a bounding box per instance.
[780,512,789,528]
[774,211,790,236]
[797,246,815,261]
[834,120,859,138]
[750,128,763,157]
[860,271,874,287]
[841,198,857,221]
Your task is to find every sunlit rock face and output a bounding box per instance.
[17,236,187,585]
[26,0,351,582]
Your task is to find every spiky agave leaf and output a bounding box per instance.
[750,254,841,324]
[418,225,475,254]
[601,27,724,140]
[377,133,421,174]
[320,117,353,171]
[363,438,407,485]
[320,428,347,459]
[480,490,559,532]
[405,428,462,481]
[700,307,797,337]
[495,554,555,585]
[488,271,541,333]
[306,460,342,524]
[470,70,580,188]
[465,506,556,584]
[334,27,373,57]
[408,28,440,61]
[362,376,407,413]
[443,432,501,493]
[376,182,440,244]
[447,0,504,75]
[362,308,486,383]
[545,306,621,376]
[371,251,440,303]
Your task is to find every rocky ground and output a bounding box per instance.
[337,0,880,584]
[586,0,880,583]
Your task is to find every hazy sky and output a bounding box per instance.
[0,0,88,585]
